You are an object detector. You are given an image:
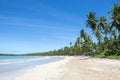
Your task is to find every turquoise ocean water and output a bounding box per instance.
[0,56,61,80]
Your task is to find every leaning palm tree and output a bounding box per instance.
[86,12,103,51]
[97,16,109,43]
[86,11,98,31]
[109,3,120,33]
[98,16,107,30]
[109,3,120,45]
[98,16,109,36]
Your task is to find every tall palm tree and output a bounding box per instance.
[86,12,102,48]
[86,11,98,31]
[98,16,107,30]
[109,3,120,45]
[109,3,120,33]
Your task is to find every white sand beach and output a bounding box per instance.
[15,56,120,80]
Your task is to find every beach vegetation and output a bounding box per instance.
[1,3,120,59]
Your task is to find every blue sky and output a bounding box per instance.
[0,0,120,54]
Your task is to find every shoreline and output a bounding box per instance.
[0,56,63,80]
[15,56,72,80]
[15,56,120,80]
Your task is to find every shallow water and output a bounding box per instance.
[0,56,61,80]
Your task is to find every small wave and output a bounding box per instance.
[0,56,50,65]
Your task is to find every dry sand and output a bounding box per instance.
[15,56,120,80]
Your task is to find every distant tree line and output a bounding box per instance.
[24,3,120,59]
[1,3,120,59]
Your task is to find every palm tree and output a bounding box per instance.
[98,16,110,37]
[80,29,86,40]
[86,12,102,49]
[109,3,120,46]
[86,11,98,31]
[95,28,101,42]
[104,23,110,37]
[98,16,107,30]
[109,3,120,33]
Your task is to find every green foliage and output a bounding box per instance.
[1,3,120,58]
[93,46,120,59]
[0,54,17,56]
[24,3,120,57]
